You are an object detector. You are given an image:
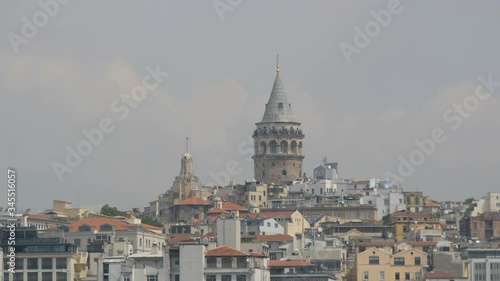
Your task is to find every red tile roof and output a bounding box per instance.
[269,260,314,267]
[391,211,432,219]
[69,217,129,232]
[256,235,293,242]
[207,208,230,214]
[27,213,51,220]
[176,197,212,205]
[259,210,296,218]
[205,245,249,257]
[220,202,248,211]
[425,201,441,208]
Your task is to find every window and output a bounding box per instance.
[146,275,158,281]
[237,257,247,268]
[16,258,23,270]
[351,212,356,219]
[267,222,271,227]
[414,257,421,265]
[56,258,68,269]
[123,274,131,281]
[100,224,113,231]
[379,271,385,281]
[13,273,23,281]
[221,276,232,281]
[395,272,400,280]
[42,258,52,269]
[103,263,109,274]
[405,272,410,280]
[237,275,247,281]
[42,272,52,281]
[415,272,422,280]
[369,256,379,265]
[207,257,217,268]
[394,257,405,266]
[222,257,232,268]
[78,224,91,232]
[206,276,216,281]
[270,141,277,154]
[282,170,287,176]
[363,271,369,280]
[27,258,38,269]
[74,238,81,246]
[275,223,278,228]
[28,273,38,281]
[345,212,350,219]
[56,272,67,281]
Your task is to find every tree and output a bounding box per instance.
[100,204,125,217]
[138,215,163,227]
[464,197,475,205]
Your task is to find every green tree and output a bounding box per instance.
[464,197,475,205]
[138,215,163,227]
[100,204,125,216]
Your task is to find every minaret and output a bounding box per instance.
[252,55,305,185]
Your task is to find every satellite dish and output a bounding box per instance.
[317,227,323,233]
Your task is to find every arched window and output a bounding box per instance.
[298,141,303,154]
[100,224,113,232]
[270,140,277,154]
[282,170,287,176]
[78,224,91,232]
[260,141,267,155]
[290,141,297,154]
[280,141,288,154]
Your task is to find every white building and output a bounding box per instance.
[205,245,269,281]
[241,217,285,236]
[359,186,406,220]
[472,192,500,216]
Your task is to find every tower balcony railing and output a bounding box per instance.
[253,129,305,138]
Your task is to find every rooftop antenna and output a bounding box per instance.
[185,137,189,153]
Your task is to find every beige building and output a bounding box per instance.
[356,247,427,281]
[52,200,89,220]
[403,191,424,212]
[471,192,500,216]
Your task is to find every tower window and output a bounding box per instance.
[270,141,277,154]
[282,170,287,176]
[278,102,283,109]
[280,141,288,154]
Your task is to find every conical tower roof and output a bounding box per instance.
[260,56,297,123]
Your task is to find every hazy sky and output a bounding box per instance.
[1,1,500,212]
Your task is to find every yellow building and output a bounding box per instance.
[357,247,427,281]
[385,211,441,241]
[52,200,89,220]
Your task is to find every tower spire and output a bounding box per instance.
[185,137,189,153]
[276,54,280,73]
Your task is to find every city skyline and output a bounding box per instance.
[2,1,500,212]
